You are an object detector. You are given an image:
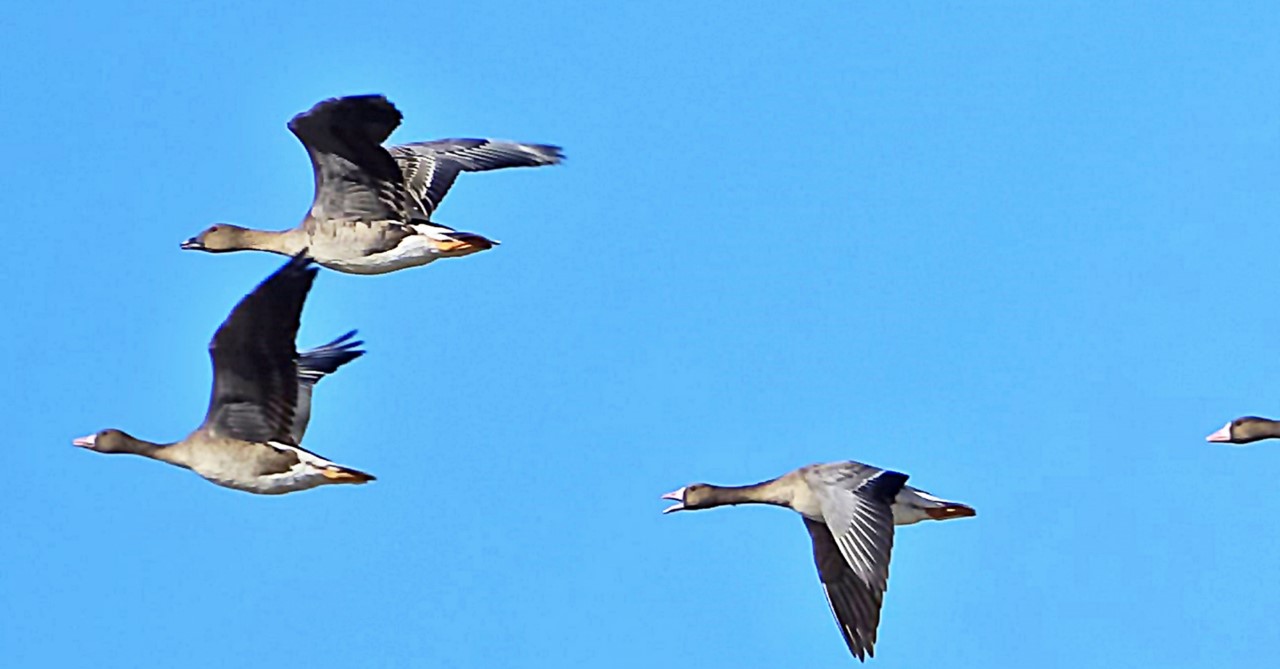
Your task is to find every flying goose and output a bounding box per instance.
[661,461,975,661]
[73,253,375,494]
[180,94,563,274]
[1206,416,1280,444]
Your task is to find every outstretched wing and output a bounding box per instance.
[288,95,411,225]
[389,139,563,218]
[803,464,908,661]
[202,253,317,444]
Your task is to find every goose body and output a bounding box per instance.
[73,254,374,495]
[302,221,485,275]
[662,461,974,662]
[154,436,363,495]
[181,95,563,275]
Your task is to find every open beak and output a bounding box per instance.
[661,487,687,514]
[1205,422,1233,443]
[179,238,203,250]
[72,434,97,449]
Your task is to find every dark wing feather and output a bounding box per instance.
[388,139,564,218]
[287,95,410,225]
[804,468,908,661]
[805,519,881,662]
[202,253,317,444]
[291,330,364,443]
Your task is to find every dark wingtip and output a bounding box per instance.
[345,93,391,104]
[252,251,319,303]
[329,330,360,347]
[344,94,402,124]
[288,95,404,151]
[304,330,371,368]
[298,330,366,379]
[283,249,318,275]
[538,144,566,164]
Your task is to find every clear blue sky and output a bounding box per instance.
[2,2,1278,666]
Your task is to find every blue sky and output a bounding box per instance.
[2,2,1279,666]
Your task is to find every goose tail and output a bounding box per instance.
[414,223,499,254]
[436,229,499,253]
[895,486,976,524]
[924,501,976,520]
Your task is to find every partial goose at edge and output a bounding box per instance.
[1206,415,1280,445]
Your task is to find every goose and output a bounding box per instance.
[180,94,563,274]
[73,253,375,494]
[1206,416,1280,444]
[661,461,975,661]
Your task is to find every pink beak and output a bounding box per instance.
[1205,423,1233,443]
[661,487,686,514]
[72,434,96,449]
